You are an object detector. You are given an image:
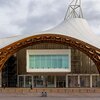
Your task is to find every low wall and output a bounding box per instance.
[0,88,100,94]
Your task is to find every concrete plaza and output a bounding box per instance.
[0,93,100,100]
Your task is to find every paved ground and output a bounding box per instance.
[0,96,99,100]
[0,93,100,100]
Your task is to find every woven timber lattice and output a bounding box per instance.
[0,34,100,72]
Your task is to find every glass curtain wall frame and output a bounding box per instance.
[92,75,100,88]
[18,75,55,88]
[25,76,32,88]
[18,74,100,88]
[18,75,25,88]
[80,75,90,88]
[34,76,44,88]
[18,75,33,88]
[34,75,55,88]
[56,76,66,88]
[46,76,55,88]
[68,75,78,88]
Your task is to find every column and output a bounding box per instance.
[17,75,19,87]
[54,76,56,88]
[90,75,92,88]
[78,75,80,87]
[24,75,25,88]
[32,76,34,88]
[0,71,2,87]
[66,74,68,88]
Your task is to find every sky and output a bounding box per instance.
[0,0,100,38]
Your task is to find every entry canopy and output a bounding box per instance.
[0,0,100,49]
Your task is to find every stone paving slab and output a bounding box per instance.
[0,95,100,100]
[0,92,100,97]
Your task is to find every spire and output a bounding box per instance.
[64,0,83,20]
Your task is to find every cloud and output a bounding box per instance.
[0,0,100,38]
[9,0,68,34]
[82,0,100,34]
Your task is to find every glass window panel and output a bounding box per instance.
[29,55,35,69]
[35,56,39,69]
[92,76,100,87]
[80,76,90,87]
[62,55,69,68]
[56,76,66,88]
[47,76,54,87]
[52,56,57,68]
[57,55,62,68]
[34,76,44,88]
[29,55,69,69]
[19,76,24,88]
[25,76,32,88]
[46,55,51,68]
[41,56,45,69]
[68,76,78,88]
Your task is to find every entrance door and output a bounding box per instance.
[34,76,45,88]
[56,76,66,88]
[19,76,24,87]
[34,76,55,88]
[57,81,65,88]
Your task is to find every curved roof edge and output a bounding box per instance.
[0,18,100,49]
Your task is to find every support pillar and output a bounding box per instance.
[78,75,80,87]
[66,74,68,88]
[0,71,2,87]
[54,76,56,88]
[24,75,25,88]
[17,75,19,87]
[90,75,92,88]
[32,76,34,88]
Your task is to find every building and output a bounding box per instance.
[0,0,100,88]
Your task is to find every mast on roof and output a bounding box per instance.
[64,0,83,20]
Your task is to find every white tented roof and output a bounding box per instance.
[0,18,100,49]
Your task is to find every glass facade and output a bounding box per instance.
[92,76,100,87]
[16,43,99,88]
[18,75,100,88]
[47,76,54,87]
[18,75,55,88]
[25,76,32,88]
[80,76,90,87]
[19,76,24,87]
[68,76,78,88]
[29,55,69,69]
[56,76,66,88]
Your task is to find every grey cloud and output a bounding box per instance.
[13,11,65,34]
[81,0,100,34]
[11,0,67,34]
[0,0,100,37]
[0,0,18,7]
[10,0,100,35]
[28,1,37,13]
